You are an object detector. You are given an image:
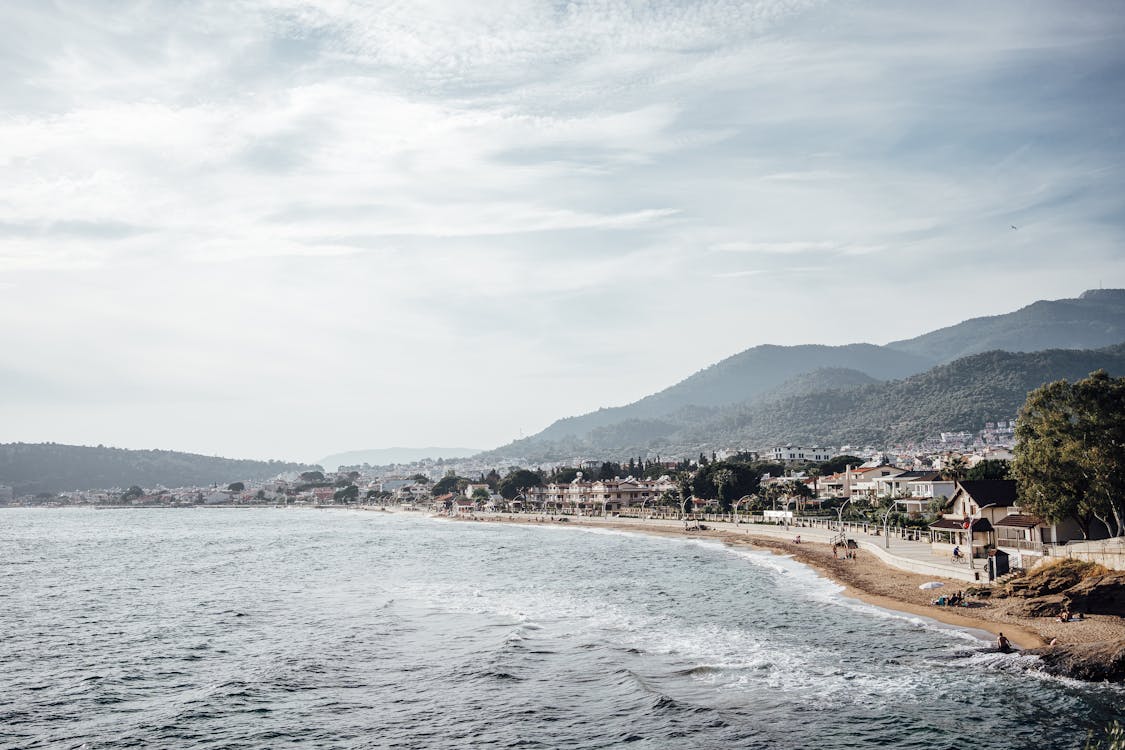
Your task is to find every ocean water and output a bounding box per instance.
[1,509,1120,750]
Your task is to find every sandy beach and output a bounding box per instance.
[451,513,1125,651]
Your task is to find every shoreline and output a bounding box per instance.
[449,513,1125,652]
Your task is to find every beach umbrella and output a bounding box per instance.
[918,581,945,590]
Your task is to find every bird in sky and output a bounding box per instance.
[1010,225,1018,230]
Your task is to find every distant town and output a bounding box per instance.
[1,419,1016,509]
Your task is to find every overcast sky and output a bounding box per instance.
[2,0,1124,463]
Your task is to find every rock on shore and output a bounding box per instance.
[1028,640,1125,682]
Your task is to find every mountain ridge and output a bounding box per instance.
[485,288,1125,461]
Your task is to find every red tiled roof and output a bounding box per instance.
[995,513,1044,528]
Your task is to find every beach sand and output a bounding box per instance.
[453,513,1125,651]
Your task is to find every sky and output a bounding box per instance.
[2,0,1124,463]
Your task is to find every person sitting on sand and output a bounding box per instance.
[1057,609,1071,623]
[997,632,1012,653]
[793,535,801,544]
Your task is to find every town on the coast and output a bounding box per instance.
[8,374,1123,585]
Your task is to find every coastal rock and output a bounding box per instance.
[1028,640,1125,682]
[1004,560,1089,598]
[1007,593,1069,618]
[1064,573,1125,617]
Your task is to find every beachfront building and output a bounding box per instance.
[525,474,676,514]
[928,480,1017,560]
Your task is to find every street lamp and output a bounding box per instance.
[966,502,997,570]
[881,499,897,549]
[835,496,854,529]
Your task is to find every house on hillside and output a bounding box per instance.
[768,445,834,463]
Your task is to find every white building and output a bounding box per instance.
[768,445,834,463]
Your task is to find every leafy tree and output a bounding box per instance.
[470,487,491,506]
[300,470,325,482]
[547,467,582,484]
[431,474,470,497]
[121,485,144,501]
[1012,370,1125,537]
[334,484,359,503]
[597,462,618,481]
[965,459,1010,481]
[411,473,430,483]
[498,469,542,499]
[227,481,245,492]
[817,455,864,475]
[711,468,735,513]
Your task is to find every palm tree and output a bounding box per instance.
[941,454,968,482]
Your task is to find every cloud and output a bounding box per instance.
[0,0,1123,458]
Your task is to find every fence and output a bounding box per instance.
[1043,537,1125,571]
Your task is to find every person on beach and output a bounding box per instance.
[996,632,1012,653]
[832,544,838,559]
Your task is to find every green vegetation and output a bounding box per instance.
[497,469,542,499]
[333,484,359,503]
[431,471,470,497]
[227,481,245,492]
[485,344,1125,462]
[1012,370,1125,538]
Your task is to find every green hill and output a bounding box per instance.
[0,443,319,495]
[705,345,1125,448]
[489,344,1125,461]
[527,344,933,444]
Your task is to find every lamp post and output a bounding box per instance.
[835,496,854,531]
[966,502,997,570]
[881,499,896,549]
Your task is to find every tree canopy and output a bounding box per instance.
[498,469,542,499]
[1012,370,1125,537]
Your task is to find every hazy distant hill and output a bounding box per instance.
[485,289,1125,461]
[887,289,1125,363]
[703,344,1125,448]
[0,443,319,495]
[497,344,1125,461]
[319,447,483,471]
[529,344,934,444]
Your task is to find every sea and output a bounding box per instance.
[1,508,1121,749]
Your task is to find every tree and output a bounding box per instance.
[300,470,325,482]
[470,487,491,508]
[498,469,542,499]
[334,484,359,503]
[818,455,864,475]
[965,460,1010,481]
[940,454,968,481]
[431,474,470,497]
[227,481,245,492]
[121,485,144,501]
[712,468,735,513]
[411,474,430,483]
[1012,371,1125,538]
